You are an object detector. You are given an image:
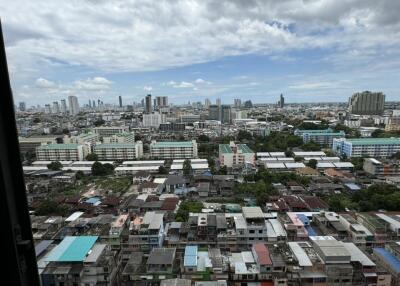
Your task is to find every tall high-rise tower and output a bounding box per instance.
[68,95,80,115]
[348,91,385,115]
[145,94,152,113]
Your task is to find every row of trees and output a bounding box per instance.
[47,160,114,176]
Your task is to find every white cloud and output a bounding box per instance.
[166,81,194,88]
[143,86,153,91]
[3,1,400,104]
[74,77,113,91]
[3,0,399,79]
[35,77,56,88]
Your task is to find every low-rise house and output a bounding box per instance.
[125,211,164,252]
[38,236,118,286]
[147,247,177,277]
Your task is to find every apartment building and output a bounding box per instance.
[150,140,198,159]
[348,91,385,115]
[333,138,400,158]
[36,143,90,161]
[94,126,129,138]
[38,236,118,286]
[103,132,135,144]
[94,142,143,160]
[219,141,255,167]
[294,128,345,147]
[124,211,164,253]
[363,158,400,177]
[65,132,99,145]
[339,214,374,247]
[143,112,165,128]
[19,135,60,154]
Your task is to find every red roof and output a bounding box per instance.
[160,197,179,211]
[253,243,272,265]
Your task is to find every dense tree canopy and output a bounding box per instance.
[47,161,62,171]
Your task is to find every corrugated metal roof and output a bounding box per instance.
[45,236,98,262]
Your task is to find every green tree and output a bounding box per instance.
[198,134,210,142]
[86,153,99,161]
[176,201,203,222]
[158,166,168,174]
[294,156,304,162]
[36,199,69,216]
[285,150,294,157]
[218,165,227,175]
[47,161,62,171]
[183,159,193,177]
[75,170,85,180]
[237,130,253,141]
[92,161,114,176]
[391,152,400,160]
[93,118,105,126]
[371,129,385,138]
[307,159,318,169]
[351,157,364,171]
[302,141,321,151]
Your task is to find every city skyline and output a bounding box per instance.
[2,1,400,105]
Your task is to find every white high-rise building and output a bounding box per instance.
[205,98,211,109]
[60,99,67,113]
[52,101,60,114]
[19,102,26,112]
[44,104,51,114]
[156,96,168,107]
[142,112,164,128]
[68,95,80,115]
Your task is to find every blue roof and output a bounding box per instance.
[374,248,400,273]
[297,214,310,225]
[85,197,101,204]
[184,245,198,267]
[35,240,54,257]
[45,236,98,262]
[306,225,317,236]
[202,171,213,177]
[345,183,361,191]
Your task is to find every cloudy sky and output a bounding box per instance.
[2,0,400,106]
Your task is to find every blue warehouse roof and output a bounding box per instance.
[184,245,198,267]
[45,236,98,262]
[374,248,400,273]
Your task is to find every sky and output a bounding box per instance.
[2,0,400,106]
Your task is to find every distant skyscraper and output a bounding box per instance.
[278,94,285,108]
[216,98,221,106]
[209,105,220,121]
[68,95,80,115]
[205,98,211,109]
[348,91,385,115]
[119,95,123,108]
[88,99,92,108]
[156,96,168,107]
[60,99,67,113]
[52,101,60,114]
[145,94,152,113]
[221,105,232,124]
[44,104,51,114]
[18,101,26,112]
[234,99,242,108]
[244,100,253,108]
[92,100,96,108]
